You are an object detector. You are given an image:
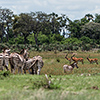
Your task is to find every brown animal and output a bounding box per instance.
[87,55,98,64]
[71,54,84,64]
[63,55,79,73]
[9,49,29,74]
[65,53,73,64]
[0,48,10,71]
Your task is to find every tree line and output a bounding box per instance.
[1,7,100,47]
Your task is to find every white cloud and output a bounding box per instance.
[1,0,100,20]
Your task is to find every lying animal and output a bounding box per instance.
[63,62,78,73]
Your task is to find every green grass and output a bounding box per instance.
[1,51,100,100]
[0,74,100,100]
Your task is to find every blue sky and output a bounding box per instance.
[1,0,100,20]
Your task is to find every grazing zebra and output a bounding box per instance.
[9,49,29,74]
[26,56,44,75]
[0,48,10,71]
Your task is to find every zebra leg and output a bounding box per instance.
[28,68,31,74]
[37,67,41,75]
[23,68,26,74]
[4,65,9,71]
[21,64,24,74]
[18,67,21,74]
[13,65,17,74]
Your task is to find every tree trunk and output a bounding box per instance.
[0,36,3,43]
[34,32,38,45]
[6,23,9,42]
[1,25,5,43]
[24,36,27,44]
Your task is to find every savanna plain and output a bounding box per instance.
[1,50,100,100]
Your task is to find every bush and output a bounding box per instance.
[97,49,100,53]
[32,76,61,89]
[0,43,9,52]
[0,71,11,79]
[81,44,91,51]
[80,36,93,44]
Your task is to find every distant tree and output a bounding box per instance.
[95,14,100,23]
[29,12,43,45]
[81,22,100,43]
[57,14,68,37]
[0,7,14,43]
[13,13,33,44]
[85,14,94,21]
[29,12,62,45]
[67,17,89,38]
[48,12,60,34]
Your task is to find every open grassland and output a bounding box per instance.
[29,50,100,75]
[1,51,100,100]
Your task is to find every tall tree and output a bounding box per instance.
[94,14,100,23]
[13,13,33,44]
[57,14,68,37]
[29,12,43,45]
[48,12,60,34]
[67,17,89,38]
[0,7,14,43]
[85,14,94,21]
[81,22,100,43]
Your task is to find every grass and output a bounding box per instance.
[38,51,100,75]
[1,50,100,100]
[0,74,100,100]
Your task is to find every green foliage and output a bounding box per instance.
[81,44,91,51]
[0,43,8,52]
[38,33,50,44]
[32,76,61,89]
[95,13,100,23]
[1,74,100,100]
[62,37,82,45]
[52,34,64,42]
[0,71,11,79]
[81,22,100,41]
[14,35,24,44]
[97,49,100,53]
[80,36,93,43]
[27,33,35,44]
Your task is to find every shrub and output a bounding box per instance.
[80,36,93,43]
[97,49,100,53]
[0,43,8,52]
[0,71,11,79]
[81,44,91,51]
[32,75,61,89]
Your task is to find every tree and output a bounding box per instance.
[29,12,43,45]
[95,14,100,23]
[29,12,61,45]
[67,17,89,38]
[13,13,33,44]
[0,7,14,43]
[85,14,94,21]
[81,22,100,43]
[57,14,68,37]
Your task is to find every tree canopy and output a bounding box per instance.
[0,7,100,47]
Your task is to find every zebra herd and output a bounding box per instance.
[0,48,44,75]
